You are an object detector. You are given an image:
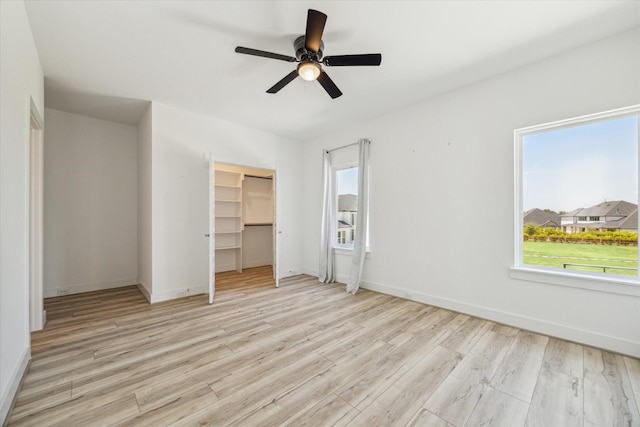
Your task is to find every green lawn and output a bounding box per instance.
[523,241,638,276]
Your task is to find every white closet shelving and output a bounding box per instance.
[214,165,275,274]
[214,169,242,272]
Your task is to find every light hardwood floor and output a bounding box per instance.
[7,266,640,426]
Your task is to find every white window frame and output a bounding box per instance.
[333,163,371,256]
[511,105,640,297]
[334,163,357,250]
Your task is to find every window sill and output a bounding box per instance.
[510,266,640,297]
[334,246,372,259]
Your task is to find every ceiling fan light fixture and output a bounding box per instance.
[297,61,321,81]
[235,9,381,98]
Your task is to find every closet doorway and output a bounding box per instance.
[208,162,277,303]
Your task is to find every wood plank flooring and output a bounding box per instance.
[6,266,640,426]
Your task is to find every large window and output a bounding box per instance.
[515,106,639,283]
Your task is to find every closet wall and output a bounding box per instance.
[44,108,138,297]
[242,176,274,269]
[214,163,274,273]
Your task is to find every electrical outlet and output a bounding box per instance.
[57,289,69,296]
[176,291,187,298]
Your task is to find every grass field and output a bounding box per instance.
[523,241,638,276]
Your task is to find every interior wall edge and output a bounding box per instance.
[136,283,151,303]
[0,346,30,425]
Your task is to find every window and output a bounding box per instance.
[335,166,358,248]
[333,164,370,251]
[514,106,639,285]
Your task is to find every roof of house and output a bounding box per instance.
[601,208,638,230]
[562,200,637,218]
[523,208,561,227]
[338,194,358,212]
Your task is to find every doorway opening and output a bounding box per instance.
[209,162,278,303]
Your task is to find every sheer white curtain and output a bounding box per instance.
[346,139,370,294]
[319,149,336,283]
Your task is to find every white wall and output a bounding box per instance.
[137,104,153,300]
[0,1,44,422]
[149,103,303,302]
[243,226,274,269]
[242,176,274,269]
[302,29,640,356]
[43,109,138,297]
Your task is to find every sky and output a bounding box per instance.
[337,167,358,195]
[523,115,638,213]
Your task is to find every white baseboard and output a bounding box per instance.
[301,267,349,286]
[44,277,138,298]
[278,268,301,279]
[301,267,639,357]
[242,260,273,270]
[1,346,30,425]
[302,267,318,277]
[137,283,151,303]
[215,263,238,273]
[147,268,303,304]
[149,285,208,304]
[359,279,640,357]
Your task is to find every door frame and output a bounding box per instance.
[208,160,278,304]
[29,98,45,330]
[208,152,215,304]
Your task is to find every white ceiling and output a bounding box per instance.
[24,0,640,141]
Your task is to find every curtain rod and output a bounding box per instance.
[325,140,369,154]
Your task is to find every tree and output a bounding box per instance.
[524,223,539,237]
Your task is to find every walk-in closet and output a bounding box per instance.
[214,163,275,276]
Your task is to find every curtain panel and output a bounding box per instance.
[346,139,370,294]
[318,150,336,283]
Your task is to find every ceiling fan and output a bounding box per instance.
[234,9,382,99]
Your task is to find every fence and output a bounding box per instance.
[562,263,638,273]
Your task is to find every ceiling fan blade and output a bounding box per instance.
[266,70,299,94]
[235,46,297,62]
[317,71,342,99]
[305,9,327,53]
[323,53,382,67]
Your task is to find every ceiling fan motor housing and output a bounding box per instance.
[294,35,323,62]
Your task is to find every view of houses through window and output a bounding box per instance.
[519,111,639,277]
[336,166,358,248]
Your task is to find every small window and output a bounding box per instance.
[515,106,639,280]
[335,166,358,248]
